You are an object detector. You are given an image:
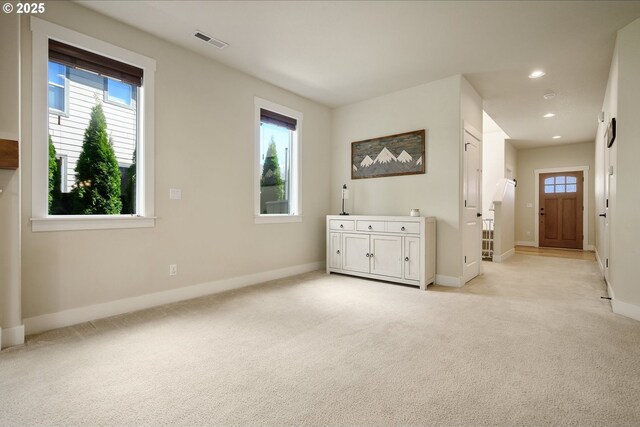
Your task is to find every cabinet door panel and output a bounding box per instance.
[370,235,402,278]
[329,232,342,270]
[342,233,370,273]
[404,236,420,281]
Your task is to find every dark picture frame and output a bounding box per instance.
[351,129,426,180]
[606,117,616,148]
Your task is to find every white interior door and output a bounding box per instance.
[370,235,402,278]
[342,233,370,273]
[463,129,482,283]
[603,138,611,282]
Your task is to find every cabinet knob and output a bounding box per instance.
[340,224,344,228]
[366,253,370,258]
[337,250,340,255]
[401,226,406,231]
[368,225,372,230]
[405,257,409,262]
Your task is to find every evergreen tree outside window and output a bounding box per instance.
[46,40,141,216]
[31,18,156,232]
[255,98,302,222]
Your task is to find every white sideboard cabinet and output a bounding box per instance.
[326,215,436,290]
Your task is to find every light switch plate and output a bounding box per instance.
[169,188,182,200]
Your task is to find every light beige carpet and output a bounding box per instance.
[1,254,639,426]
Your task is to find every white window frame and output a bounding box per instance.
[254,97,302,224]
[30,17,156,232]
[104,76,135,109]
[47,61,69,116]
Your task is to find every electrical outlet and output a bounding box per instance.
[169,264,177,276]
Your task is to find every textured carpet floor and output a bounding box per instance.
[1,255,639,426]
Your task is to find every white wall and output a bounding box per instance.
[481,113,513,220]
[504,140,517,181]
[18,2,332,330]
[482,119,508,220]
[331,75,482,282]
[492,179,515,262]
[515,142,595,247]
[0,13,23,348]
[600,17,640,319]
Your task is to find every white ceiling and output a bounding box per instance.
[77,0,640,149]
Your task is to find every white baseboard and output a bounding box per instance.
[611,298,640,322]
[515,240,536,247]
[435,275,462,287]
[606,282,640,322]
[586,244,595,251]
[595,249,605,275]
[24,261,324,335]
[493,248,515,263]
[1,324,25,349]
[607,281,615,299]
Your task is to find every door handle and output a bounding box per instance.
[599,213,607,218]
[476,213,482,218]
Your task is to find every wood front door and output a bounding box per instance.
[539,171,583,249]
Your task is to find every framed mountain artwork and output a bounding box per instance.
[351,129,426,179]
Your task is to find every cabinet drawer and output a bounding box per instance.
[330,219,354,231]
[356,220,385,232]
[387,221,420,234]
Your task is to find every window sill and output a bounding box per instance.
[254,214,302,224]
[31,215,155,232]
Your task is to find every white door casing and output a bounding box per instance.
[462,127,482,283]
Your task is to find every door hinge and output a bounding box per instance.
[465,200,467,207]
[606,199,609,208]
[464,256,467,263]
[606,258,609,268]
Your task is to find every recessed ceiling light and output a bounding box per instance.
[529,70,546,79]
[543,92,556,100]
[544,113,556,118]
[552,135,562,139]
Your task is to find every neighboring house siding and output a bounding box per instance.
[49,67,137,192]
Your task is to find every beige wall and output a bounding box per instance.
[515,142,595,247]
[19,2,332,323]
[331,75,482,281]
[0,12,22,342]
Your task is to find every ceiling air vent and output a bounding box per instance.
[193,31,229,49]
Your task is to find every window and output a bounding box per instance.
[254,97,302,223]
[105,77,134,107]
[544,176,578,194]
[48,61,68,114]
[31,17,156,231]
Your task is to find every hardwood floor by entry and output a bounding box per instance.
[515,245,596,261]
